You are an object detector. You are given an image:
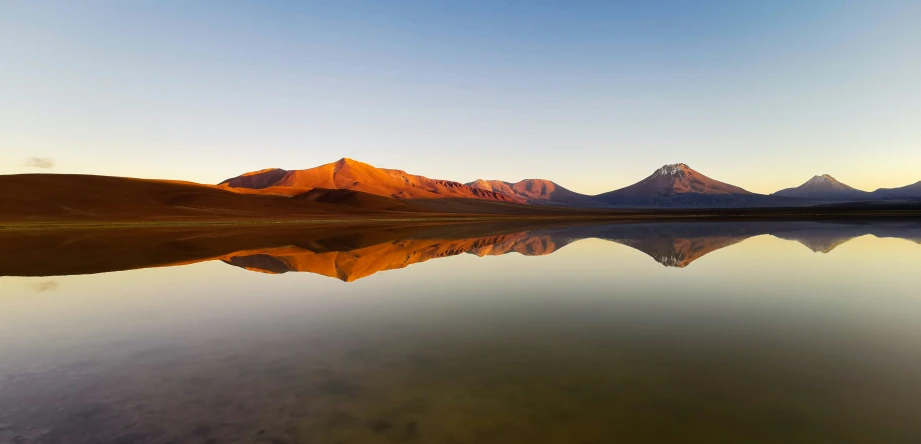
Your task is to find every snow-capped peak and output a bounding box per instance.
[653,163,690,177]
[807,174,835,184]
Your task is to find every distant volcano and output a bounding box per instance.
[773,174,869,200]
[593,163,794,207]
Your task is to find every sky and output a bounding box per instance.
[2,0,920,195]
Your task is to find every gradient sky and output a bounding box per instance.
[2,1,919,194]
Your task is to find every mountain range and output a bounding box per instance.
[219,158,523,203]
[465,179,596,206]
[3,158,920,223]
[221,158,921,207]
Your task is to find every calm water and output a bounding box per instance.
[1,220,921,443]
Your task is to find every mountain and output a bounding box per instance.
[466,179,595,206]
[3,173,595,223]
[222,232,557,281]
[467,229,574,256]
[772,175,869,200]
[871,180,921,199]
[0,173,431,222]
[610,236,747,267]
[223,232,573,280]
[220,158,524,203]
[772,234,856,253]
[594,163,797,207]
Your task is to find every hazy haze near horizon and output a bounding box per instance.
[2,1,919,194]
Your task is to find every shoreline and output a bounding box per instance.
[3,208,920,230]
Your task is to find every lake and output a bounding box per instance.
[1,219,920,443]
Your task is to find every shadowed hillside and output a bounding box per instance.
[0,174,433,222]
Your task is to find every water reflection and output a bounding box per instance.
[3,219,919,279]
[1,220,921,443]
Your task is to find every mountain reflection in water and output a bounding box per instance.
[2,220,919,280]
[3,219,921,444]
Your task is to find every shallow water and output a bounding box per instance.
[1,220,921,443]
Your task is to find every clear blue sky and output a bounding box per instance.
[2,1,919,194]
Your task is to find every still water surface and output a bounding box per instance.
[1,220,920,443]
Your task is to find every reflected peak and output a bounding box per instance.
[1,220,919,280]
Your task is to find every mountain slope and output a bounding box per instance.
[594,163,798,207]
[773,175,869,200]
[0,174,371,222]
[220,158,525,203]
[0,174,463,223]
[466,179,595,206]
[293,188,423,212]
[871,180,921,199]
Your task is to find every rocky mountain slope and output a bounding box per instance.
[466,179,595,206]
[220,158,524,203]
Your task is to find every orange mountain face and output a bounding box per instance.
[220,158,526,203]
[467,179,594,205]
